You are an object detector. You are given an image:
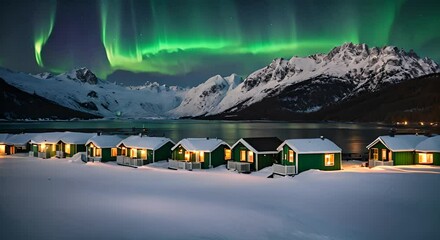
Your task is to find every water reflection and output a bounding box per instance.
[0,120,436,154]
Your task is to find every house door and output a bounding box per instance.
[10,146,15,155]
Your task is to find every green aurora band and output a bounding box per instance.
[100,0,410,75]
[22,0,440,79]
[33,1,56,67]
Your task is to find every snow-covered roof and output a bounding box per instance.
[5,133,37,146]
[58,132,97,144]
[86,135,124,148]
[231,137,282,154]
[277,138,342,154]
[415,136,440,152]
[171,138,229,152]
[0,134,11,144]
[366,135,428,152]
[30,132,66,144]
[118,135,174,150]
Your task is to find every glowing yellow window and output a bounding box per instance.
[184,151,190,161]
[248,151,254,163]
[0,145,5,154]
[140,150,147,159]
[111,148,117,157]
[288,150,294,163]
[95,148,102,157]
[324,154,335,166]
[224,149,231,160]
[388,151,393,161]
[372,148,378,160]
[419,153,433,164]
[240,150,246,161]
[65,144,71,154]
[39,143,46,152]
[381,149,387,160]
[199,151,205,162]
[131,149,137,158]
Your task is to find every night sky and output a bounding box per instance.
[1,0,439,86]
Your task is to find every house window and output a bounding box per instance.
[39,144,46,152]
[141,150,147,159]
[184,151,190,161]
[224,149,231,160]
[111,148,117,157]
[248,151,254,163]
[0,145,5,154]
[381,149,387,161]
[199,151,205,162]
[95,148,102,157]
[288,150,294,163]
[372,148,378,160]
[388,151,393,161]
[65,144,71,154]
[419,153,433,164]
[324,154,335,166]
[131,149,137,158]
[240,150,246,161]
[121,147,126,156]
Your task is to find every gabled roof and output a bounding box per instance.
[366,135,428,152]
[4,133,37,146]
[231,137,282,154]
[58,132,97,144]
[117,135,174,150]
[30,132,66,144]
[277,138,341,154]
[0,134,11,144]
[86,135,124,148]
[416,135,440,152]
[171,138,229,152]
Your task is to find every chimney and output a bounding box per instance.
[389,128,396,137]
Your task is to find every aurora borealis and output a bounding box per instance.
[1,0,439,86]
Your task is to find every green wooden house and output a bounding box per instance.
[30,132,66,158]
[85,135,124,162]
[275,137,342,175]
[366,134,428,167]
[230,137,282,172]
[170,138,231,169]
[56,132,96,158]
[117,135,175,167]
[4,133,36,154]
[415,135,440,166]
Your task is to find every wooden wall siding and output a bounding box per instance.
[298,153,341,173]
[155,142,174,162]
[393,152,414,165]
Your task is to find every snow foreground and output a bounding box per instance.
[0,156,439,240]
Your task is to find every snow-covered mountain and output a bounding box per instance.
[172,43,439,117]
[169,74,242,117]
[0,67,186,118]
[1,43,438,119]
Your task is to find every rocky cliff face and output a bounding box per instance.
[177,43,439,117]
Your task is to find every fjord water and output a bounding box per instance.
[0,120,429,154]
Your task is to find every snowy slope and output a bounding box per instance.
[174,43,439,117]
[1,156,439,239]
[169,74,242,117]
[0,67,186,118]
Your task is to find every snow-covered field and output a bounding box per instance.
[1,155,439,240]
